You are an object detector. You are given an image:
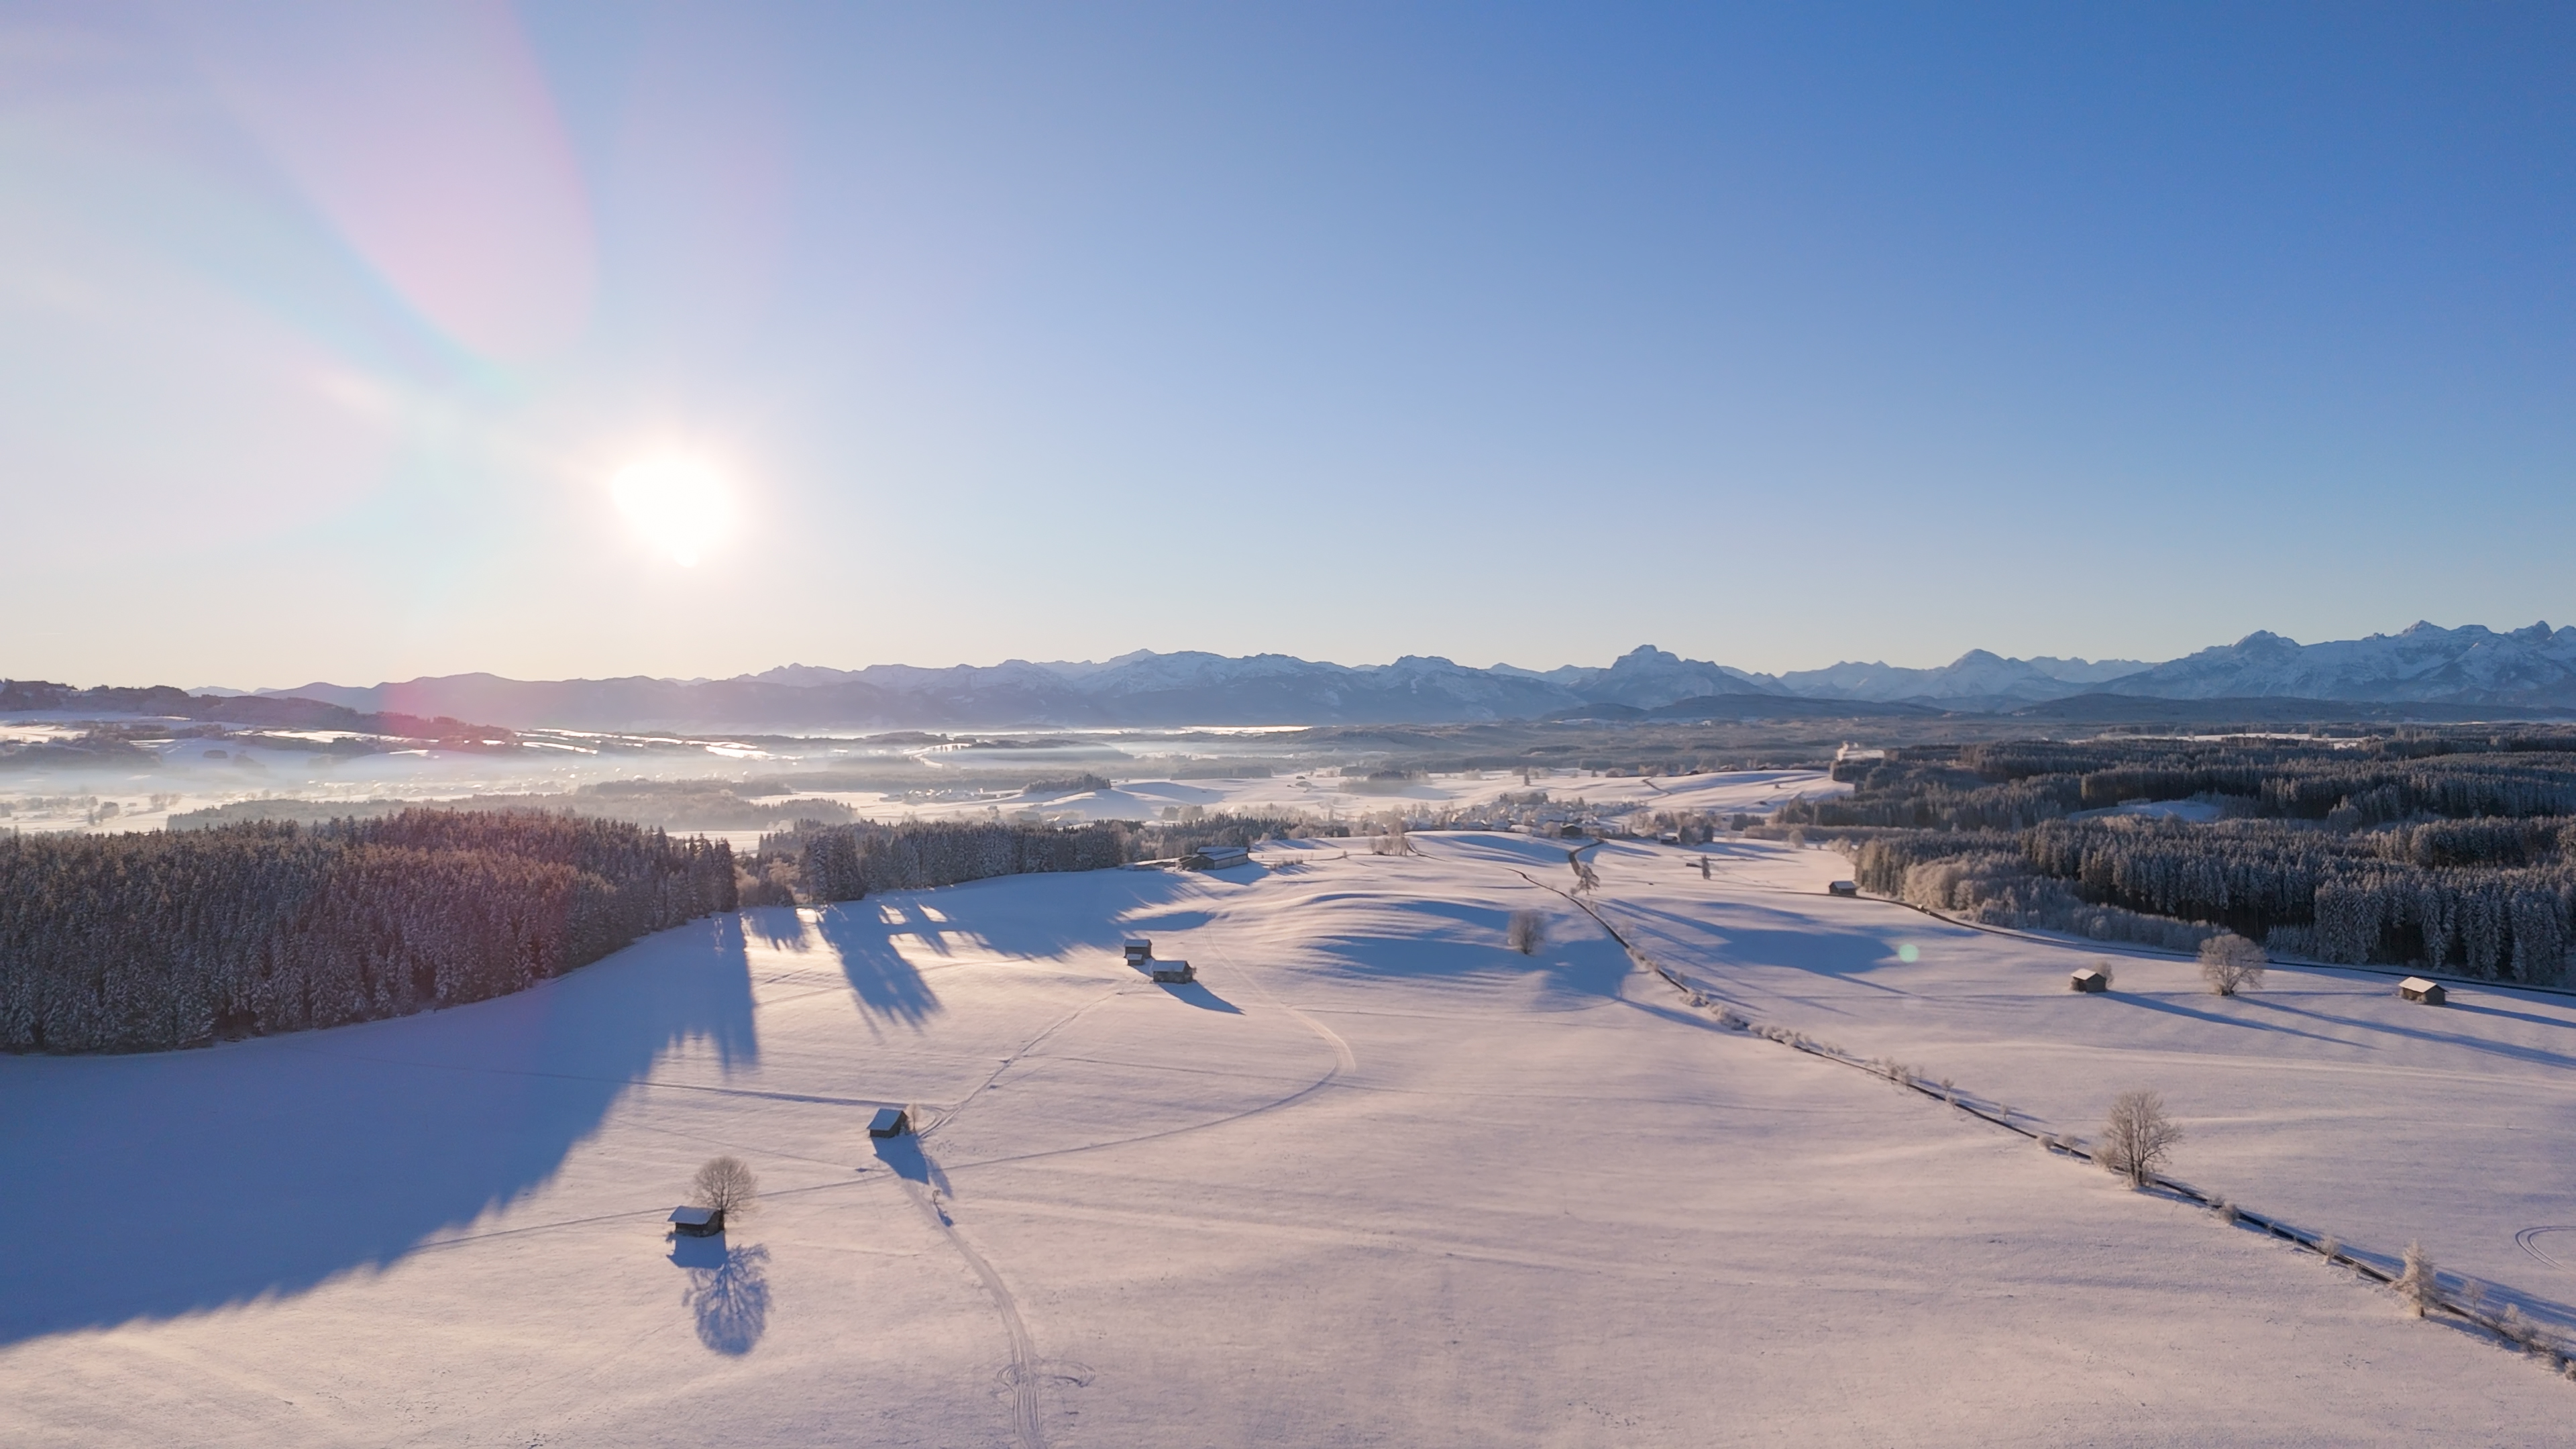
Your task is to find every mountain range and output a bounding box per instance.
[209,621,2576,733]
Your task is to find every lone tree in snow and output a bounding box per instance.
[694,1156,760,1222]
[1571,853,1601,896]
[1507,910,1546,955]
[2198,933,2267,997]
[2096,1089,2184,1188]
[2396,1240,2440,1318]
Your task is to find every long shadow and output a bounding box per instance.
[812,905,945,1027]
[871,1133,952,1195]
[0,913,759,1348]
[1153,979,1244,1014]
[2111,992,2355,1046]
[2423,998,2576,1034]
[673,1239,771,1355]
[1613,900,1921,982]
[2240,996,2576,1073]
[823,869,1201,972]
[1301,895,1635,1004]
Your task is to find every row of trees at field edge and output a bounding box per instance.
[0,812,737,1054]
[1788,734,2576,982]
[744,814,1342,906]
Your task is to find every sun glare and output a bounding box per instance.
[610,453,733,567]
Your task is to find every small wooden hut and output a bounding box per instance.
[1828,880,1860,898]
[1150,960,1195,983]
[668,1205,723,1238]
[869,1106,912,1138]
[2398,977,2448,1005]
[1124,938,1155,963]
[2069,967,2110,994]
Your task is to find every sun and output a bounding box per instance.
[610,453,733,567]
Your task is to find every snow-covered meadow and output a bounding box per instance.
[5,835,2573,1445]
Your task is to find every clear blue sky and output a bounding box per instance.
[3,2,2567,688]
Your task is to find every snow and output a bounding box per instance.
[7,834,2575,1444]
[848,767,1844,826]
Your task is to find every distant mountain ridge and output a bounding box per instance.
[229,623,2576,731]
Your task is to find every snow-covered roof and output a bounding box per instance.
[668,1205,716,1226]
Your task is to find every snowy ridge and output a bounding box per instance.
[237,623,2576,730]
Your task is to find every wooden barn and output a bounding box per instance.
[1186,845,1252,871]
[668,1205,723,1238]
[869,1106,912,1138]
[2398,976,2448,1005]
[1124,938,1155,964]
[2070,967,2110,993]
[1150,960,1195,983]
[1828,880,1860,898]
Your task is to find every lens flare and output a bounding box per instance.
[610,454,732,567]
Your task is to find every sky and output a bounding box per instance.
[1,1,2568,689]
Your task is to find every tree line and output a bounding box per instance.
[0,811,736,1054]
[744,813,1340,905]
[1802,734,2576,983]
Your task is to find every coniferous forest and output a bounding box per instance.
[1780,733,2576,981]
[0,812,737,1053]
[2,809,1332,1053]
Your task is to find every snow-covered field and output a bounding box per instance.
[5,835,2571,1446]
[833,765,1839,826]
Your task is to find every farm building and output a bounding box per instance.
[1149,960,1195,984]
[1186,845,1252,871]
[1124,938,1154,964]
[2069,967,2110,993]
[2398,977,2448,1005]
[667,1205,722,1238]
[869,1106,912,1138]
[1828,880,1859,898]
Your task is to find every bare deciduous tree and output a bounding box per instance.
[2198,933,2267,996]
[1506,910,1546,955]
[694,1155,760,1223]
[2096,1088,2184,1187]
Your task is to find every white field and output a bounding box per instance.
[828,765,1841,827]
[0,727,1839,835]
[4,835,2572,1446]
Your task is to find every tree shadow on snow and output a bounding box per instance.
[2237,995,2576,1073]
[1612,901,1919,984]
[808,872,1205,1021]
[1304,896,1634,1004]
[0,914,760,1348]
[812,905,947,1028]
[674,1239,771,1355]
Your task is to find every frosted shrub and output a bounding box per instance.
[2396,1240,2438,1318]
[2097,1089,2184,1188]
[2199,933,2267,996]
[1506,910,1546,955]
[2316,1234,2342,1264]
